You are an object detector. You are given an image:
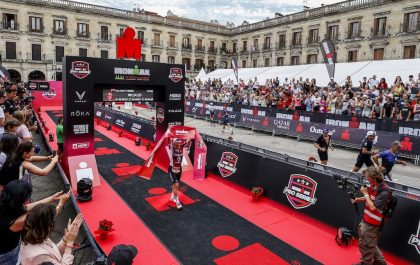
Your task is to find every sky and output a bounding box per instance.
[76,0,342,26]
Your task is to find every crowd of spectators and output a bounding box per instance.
[186,74,420,121]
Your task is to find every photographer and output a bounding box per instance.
[351,167,389,265]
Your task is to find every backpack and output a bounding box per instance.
[378,186,397,218]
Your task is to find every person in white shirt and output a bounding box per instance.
[368,75,379,88]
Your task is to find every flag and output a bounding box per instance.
[319,39,336,80]
[231,56,238,84]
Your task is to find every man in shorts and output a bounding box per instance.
[352,131,379,173]
[168,138,189,210]
[208,102,215,126]
[221,109,233,135]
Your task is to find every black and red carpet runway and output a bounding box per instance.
[44,109,408,265]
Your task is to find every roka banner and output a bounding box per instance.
[319,39,336,80]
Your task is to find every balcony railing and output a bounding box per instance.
[167,42,178,49]
[275,42,287,50]
[53,27,67,35]
[76,31,90,38]
[307,36,320,45]
[195,45,206,53]
[1,20,19,31]
[347,32,362,39]
[324,34,340,42]
[290,41,302,49]
[207,47,217,54]
[371,29,389,39]
[250,46,259,53]
[220,47,232,55]
[182,45,192,51]
[98,33,112,42]
[29,24,44,33]
[151,40,163,48]
[262,44,271,51]
[401,23,420,34]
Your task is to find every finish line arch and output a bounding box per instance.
[63,56,185,188]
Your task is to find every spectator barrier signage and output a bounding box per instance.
[205,140,420,264]
[186,100,420,156]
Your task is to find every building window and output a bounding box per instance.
[264,58,270,67]
[152,55,160,63]
[209,41,215,53]
[373,17,387,36]
[348,22,361,39]
[348,50,358,62]
[307,54,317,64]
[403,45,416,59]
[168,56,175,64]
[100,26,109,41]
[197,39,203,48]
[137,31,144,42]
[29,16,43,32]
[79,48,87,57]
[77,23,89,38]
[278,34,286,48]
[291,56,300,65]
[292,32,301,46]
[153,33,161,46]
[308,29,319,44]
[141,54,146,61]
[276,57,284,66]
[222,42,227,53]
[373,48,384,60]
[242,41,247,52]
[182,37,191,50]
[119,28,124,36]
[242,60,246,68]
[264,37,271,50]
[403,12,420,32]
[195,59,204,70]
[208,60,215,70]
[327,25,339,40]
[253,39,259,51]
[6,42,16,59]
[101,50,108,59]
[169,35,176,48]
[53,19,65,35]
[3,13,17,30]
[252,59,257,68]
[32,44,41,61]
[55,46,64,62]
[182,58,191,70]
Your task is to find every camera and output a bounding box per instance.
[334,174,365,199]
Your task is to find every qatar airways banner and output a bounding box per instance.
[186,100,420,156]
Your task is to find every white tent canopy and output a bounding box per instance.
[195,68,206,80]
[196,59,420,87]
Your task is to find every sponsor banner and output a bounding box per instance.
[193,133,207,180]
[239,114,264,129]
[319,39,336,79]
[205,140,420,263]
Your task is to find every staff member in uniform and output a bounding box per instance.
[314,128,334,165]
[372,141,406,181]
[56,117,64,162]
[168,138,189,210]
[351,167,389,265]
[352,131,378,173]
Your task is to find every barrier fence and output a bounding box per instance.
[94,107,420,263]
[185,100,420,161]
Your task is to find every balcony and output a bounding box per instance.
[240,48,248,55]
[290,41,302,49]
[52,27,67,36]
[98,33,112,42]
[151,40,163,48]
[182,45,192,52]
[29,24,44,34]
[307,36,320,46]
[262,44,272,52]
[167,42,178,50]
[220,47,232,55]
[207,47,217,54]
[370,29,389,39]
[76,31,90,39]
[275,42,287,50]
[195,45,206,53]
[1,20,19,31]
[250,46,259,53]
[346,32,362,40]
[324,34,340,43]
[401,23,420,34]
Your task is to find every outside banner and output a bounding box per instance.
[319,39,336,80]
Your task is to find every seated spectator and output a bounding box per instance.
[0,180,67,264]
[14,111,32,143]
[0,142,58,186]
[20,205,82,265]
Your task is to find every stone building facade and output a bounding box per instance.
[1,0,420,82]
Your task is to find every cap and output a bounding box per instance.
[392,140,401,148]
[323,128,329,133]
[366,131,376,137]
[107,244,138,265]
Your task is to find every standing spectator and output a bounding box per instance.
[381,97,395,119]
[412,97,420,121]
[371,99,382,118]
[14,111,32,143]
[362,96,372,117]
[3,118,20,136]
[305,94,312,112]
[399,100,412,121]
[368,75,379,88]
[0,91,6,138]
[4,85,18,118]
[20,205,82,265]
[0,134,19,172]
[311,92,321,112]
[328,78,337,89]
